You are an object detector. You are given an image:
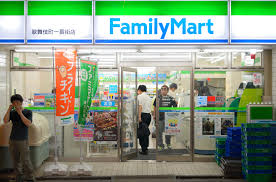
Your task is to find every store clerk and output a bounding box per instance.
[137,85,152,155]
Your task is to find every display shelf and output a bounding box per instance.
[25,106,118,112]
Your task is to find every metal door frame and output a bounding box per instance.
[155,66,194,162]
[120,67,138,161]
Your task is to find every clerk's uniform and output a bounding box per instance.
[138,92,152,152]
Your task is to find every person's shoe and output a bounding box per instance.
[15,174,23,182]
[158,146,164,150]
[23,176,37,182]
[139,151,148,155]
[167,144,172,150]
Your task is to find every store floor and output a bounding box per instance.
[3,178,247,182]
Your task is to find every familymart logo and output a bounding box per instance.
[110,18,214,39]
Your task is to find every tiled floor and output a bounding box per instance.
[34,161,223,178]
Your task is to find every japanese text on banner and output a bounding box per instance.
[55,50,76,125]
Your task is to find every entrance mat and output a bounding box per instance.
[134,149,190,160]
[112,175,176,182]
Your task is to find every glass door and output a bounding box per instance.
[120,67,138,161]
[155,67,193,162]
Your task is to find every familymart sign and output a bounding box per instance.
[94,0,229,43]
[2,0,276,44]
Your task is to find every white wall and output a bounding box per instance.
[0,50,10,123]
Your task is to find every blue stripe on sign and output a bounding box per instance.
[195,110,245,112]
[27,39,92,43]
[231,39,276,43]
[0,39,24,43]
[160,110,245,112]
[159,110,190,112]
[95,39,228,44]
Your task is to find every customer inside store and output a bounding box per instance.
[137,85,152,155]
[153,85,177,150]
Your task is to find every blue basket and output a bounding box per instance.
[245,153,272,157]
[245,128,271,132]
[246,161,272,166]
[245,144,272,149]
[216,144,225,148]
[242,136,271,140]
[246,170,272,174]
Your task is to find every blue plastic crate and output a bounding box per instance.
[242,136,271,140]
[245,144,272,149]
[246,169,272,174]
[245,128,271,132]
[216,144,225,148]
[246,161,272,166]
[245,153,272,157]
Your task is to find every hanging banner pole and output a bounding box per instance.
[70,59,98,176]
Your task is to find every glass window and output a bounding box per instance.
[196,52,227,68]
[13,52,53,68]
[10,51,120,161]
[194,70,264,158]
[232,52,262,67]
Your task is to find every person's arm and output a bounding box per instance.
[15,106,32,127]
[138,105,142,123]
[138,95,142,122]
[153,98,156,120]
[3,104,13,124]
[171,97,177,107]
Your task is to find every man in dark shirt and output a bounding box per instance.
[3,94,36,182]
[153,85,177,150]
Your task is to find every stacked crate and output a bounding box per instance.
[271,124,276,176]
[215,138,227,165]
[225,127,242,158]
[241,123,272,182]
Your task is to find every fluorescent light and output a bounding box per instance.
[79,55,115,59]
[38,56,53,59]
[202,49,263,53]
[77,49,137,54]
[141,49,199,53]
[15,49,53,53]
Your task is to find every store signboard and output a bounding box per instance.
[253,73,262,86]
[73,112,94,141]
[0,0,25,44]
[231,0,276,44]
[34,93,54,107]
[55,49,76,125]
[78,60,98,126]
[94,0,228,44]
[93,111,118,141]
[109,85,118,94]
[195,112,234,137]
[165,112,181,135]
[27,0,93,44]
[101,101,115,107]
[197,96,208,107]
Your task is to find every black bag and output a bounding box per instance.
[137,122,150,139]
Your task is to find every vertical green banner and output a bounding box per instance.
[78,60,98,126]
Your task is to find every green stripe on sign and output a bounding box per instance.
[195,71,226,74]
[28,1,92,15]
[0,1,24,15]
[96,1,228,16]
[232,1,276,15]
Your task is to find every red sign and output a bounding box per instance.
[55,50,76,125]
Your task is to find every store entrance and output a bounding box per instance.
[122,66,193,162]
[155,67,193,162]
[120,67,138,161]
